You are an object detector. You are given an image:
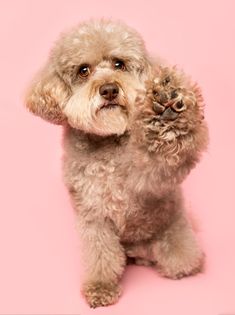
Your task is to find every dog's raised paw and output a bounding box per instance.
[82,281,121,308]
[151,68,196,121]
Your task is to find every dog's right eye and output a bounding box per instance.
[113,59,126,71]
[78,64,91,78]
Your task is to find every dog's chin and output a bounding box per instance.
[95,105,128,136]
[66,105,128,136]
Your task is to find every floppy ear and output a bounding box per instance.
[25,65,71,125]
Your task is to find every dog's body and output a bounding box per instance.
[26,20,208,307]
[63,126,172,244]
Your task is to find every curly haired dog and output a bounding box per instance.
[25,19,209,308]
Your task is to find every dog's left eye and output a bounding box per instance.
[113,59,126,71]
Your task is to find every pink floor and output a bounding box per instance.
[0,0,235,314]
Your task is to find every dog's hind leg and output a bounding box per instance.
[124,214,204,279]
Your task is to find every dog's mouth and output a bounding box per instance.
[100,102,125,111]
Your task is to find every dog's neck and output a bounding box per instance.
[86,132,129,145]
[63,124,130,148]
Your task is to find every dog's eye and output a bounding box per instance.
[113,59,126,71]
[78,64,91,78]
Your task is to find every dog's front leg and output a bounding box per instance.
[127,66,208,192]
[79,219,126,308]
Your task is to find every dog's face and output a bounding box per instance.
[26,20,151,136]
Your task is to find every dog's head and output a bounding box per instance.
[26,20,152,136]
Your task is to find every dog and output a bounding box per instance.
[25,19,209,308]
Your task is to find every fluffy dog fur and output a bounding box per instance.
[25,19,209,308]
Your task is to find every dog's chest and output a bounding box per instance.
[63,146,129,224]
[63,129,174,243]
[120,200,172,243]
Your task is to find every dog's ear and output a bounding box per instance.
[25,64,71,125]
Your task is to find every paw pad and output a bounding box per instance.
[151,69,193,120]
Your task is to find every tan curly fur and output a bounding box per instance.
[25,19,209,308]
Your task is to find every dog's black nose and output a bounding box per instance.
[99,83,119,101]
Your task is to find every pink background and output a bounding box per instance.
[0,0,235,314]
